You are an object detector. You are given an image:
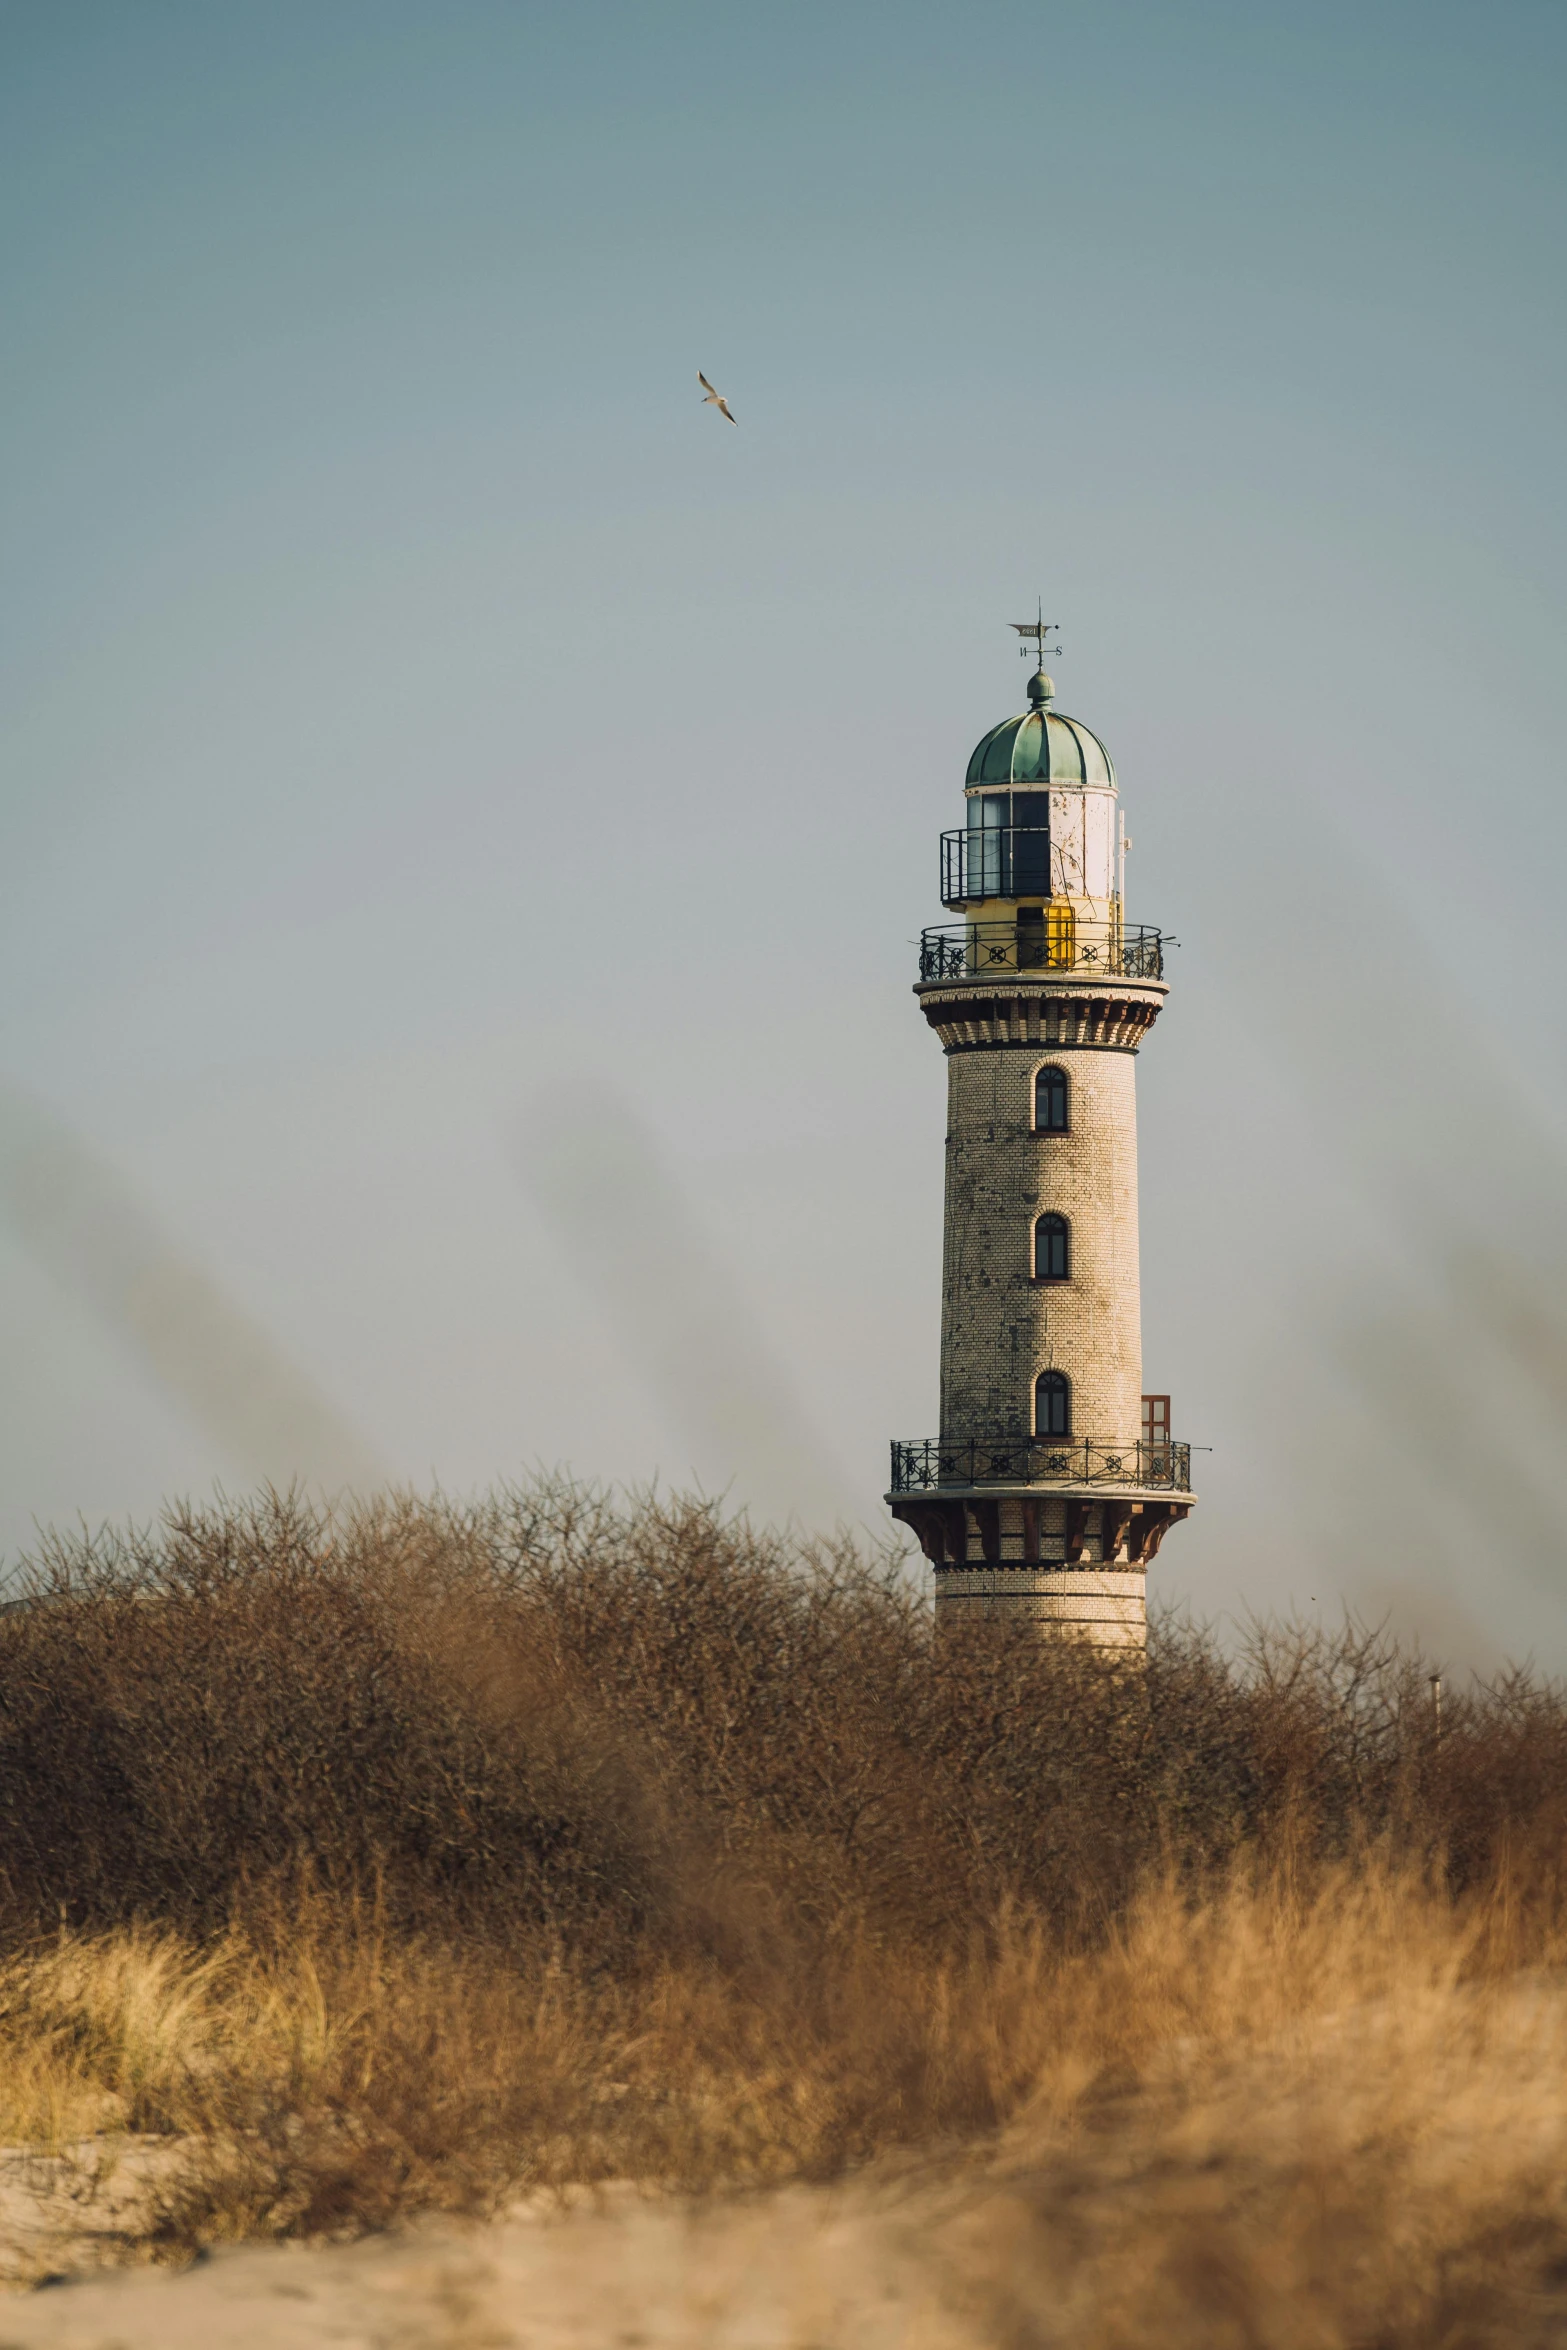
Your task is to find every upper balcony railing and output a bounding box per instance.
[919,920,1167,984]
[890,1437,1192,1494]
[943,825,1053,905]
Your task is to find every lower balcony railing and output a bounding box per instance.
[890,1437,1192,1493]
[919,920,1167,984]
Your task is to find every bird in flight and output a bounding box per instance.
[698,370,737,425]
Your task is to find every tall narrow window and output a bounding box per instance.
[1046,901,1077,968]
[1035,1370,1071,1438]
[1034,1064,1068,1132]
[1034,1213,1069,1281]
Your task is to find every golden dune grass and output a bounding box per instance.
[0,1853,1563,2344]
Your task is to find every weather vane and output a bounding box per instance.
[1010,600,1061,663]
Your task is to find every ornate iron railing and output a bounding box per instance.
[919,921,1167,984]
[890,1437,1192,1493]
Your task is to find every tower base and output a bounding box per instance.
[932,1564,1147,1646]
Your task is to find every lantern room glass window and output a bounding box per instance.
[1011,792,1051,892]
[966,792,1005,897]
[964,790,1050,896]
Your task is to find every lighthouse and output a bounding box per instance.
[887,626,1195,1648]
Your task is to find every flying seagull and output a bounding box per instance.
[698,371,737,425]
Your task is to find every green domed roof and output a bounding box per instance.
[966,674,1116,790]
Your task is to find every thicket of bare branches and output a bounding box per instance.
[0,1480,1560,1953]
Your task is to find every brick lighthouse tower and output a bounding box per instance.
[887,623,1195,1648]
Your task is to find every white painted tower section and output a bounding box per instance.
[887,648,1195,1647]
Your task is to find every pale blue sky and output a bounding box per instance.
[2,1,1565,1658]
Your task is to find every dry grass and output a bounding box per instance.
[0,1482,1565,2339]
[5,1865,1567,2340]
[943,1872,1567,2348]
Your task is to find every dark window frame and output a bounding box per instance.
[1035,1369,1071,1438]
[1034,1212,1070,1282]
[1034,1063,1069,1134]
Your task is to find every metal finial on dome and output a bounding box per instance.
[1027,668,1055,707]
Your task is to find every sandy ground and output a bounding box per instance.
[0,2141,182,2291]
[0,2174,1000,2350]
